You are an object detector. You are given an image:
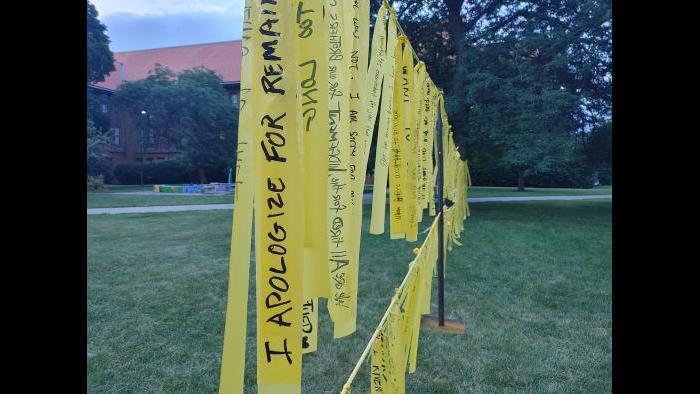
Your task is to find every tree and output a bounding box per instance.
[111,66,238,183]
[87,1,115,84]
[87,117,113,182]
[583,121,612,184]
[87,1,116,182]
[447,39,579,190]
[388,0,611,189]
[87,118,110,163]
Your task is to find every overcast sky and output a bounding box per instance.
[92,0,245,52]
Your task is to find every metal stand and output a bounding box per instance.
[421,96,466,335]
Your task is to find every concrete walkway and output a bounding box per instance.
[465,195,612,202]
[87,194,611,215]
[91,191,232,196]
[87,204,234,215]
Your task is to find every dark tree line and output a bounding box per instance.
[373,0,612,189]
[111,66,238,183]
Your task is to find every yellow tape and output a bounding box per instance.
[401,43,418,242]
[218,1,257,392]
[369,10,397,235]
[389,34,407,239]
[294,0,329,354]
[413,63,427,222]
[326,0,356,339]
[253,1,303,392]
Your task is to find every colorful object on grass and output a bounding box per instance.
[153,183,234,193]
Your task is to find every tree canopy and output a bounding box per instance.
[87,1,115,84]
[111,66,238,183]
[87,1,116,181]
[387,0,611,188]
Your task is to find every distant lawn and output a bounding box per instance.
[87,193,232,208]
[467,185,612,198]
[88,200,611,392]
[101,184,156,193]
[88,185,611,208]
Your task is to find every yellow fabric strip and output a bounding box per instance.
[370,328,393,394]
[297,0,329,300]
[294,0,329,355]
[389,34,407,239]
[401,43,418,242]
[338,0,370,340]
[385,296,405,393]
[357,0,387,243]
[423,76,431,208]
[407,214,439,373]
[218,1,257,392]
[326,0,356,339]
[364,4,388,160]
[426,79,439,217]
[253,1,303,392]
[413,63,427,222]
[369,10,397,235]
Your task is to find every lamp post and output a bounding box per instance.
[139,110,147,185]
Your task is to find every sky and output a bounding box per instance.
[91,0,245,52]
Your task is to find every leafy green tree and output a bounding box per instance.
[447,38,579,190]
[87,1,115,84]
[87,118,110,164]
[583,121,611,184]
[87,1,116,182]
[388,0,610,189]
[111,65,238,183]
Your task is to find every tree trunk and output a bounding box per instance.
[517,170,525,191]
[445,0,467,91]
[197,166,208,184]
[445,0,467,56]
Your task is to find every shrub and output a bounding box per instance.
[113,160,196,184]
[467,157,595,188]
[596,169,612,186]
[113,162,142,184]
[87,175,105,191]
[526,164,596,188]
[87,156,115,183]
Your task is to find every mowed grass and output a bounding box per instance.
[88,185,611,208]
[467,185,611,198]
[87,200,611,392]
[102,185,157,193]
[87,193,233,208]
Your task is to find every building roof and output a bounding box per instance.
[95,40,242,91]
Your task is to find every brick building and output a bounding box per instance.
[88,40,242,167]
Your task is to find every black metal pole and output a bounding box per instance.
[435,97,445,327]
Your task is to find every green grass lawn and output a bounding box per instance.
[101,184,157,193]
[87,193,233,208]
[88,200,611,392]
[88,185,611,208]
[467,185,612,198]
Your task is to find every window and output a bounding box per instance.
[111,127,120,145]
[146,158,154,162]
[101,103,108,113]
[231,93,239,109]
[148,129,155,145]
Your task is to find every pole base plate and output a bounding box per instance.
[420,315,467,334]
